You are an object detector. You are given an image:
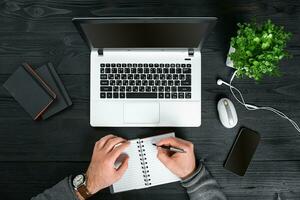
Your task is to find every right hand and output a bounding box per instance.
[85,135,130,194]
[156,137,196,179]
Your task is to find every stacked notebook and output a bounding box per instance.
[111,132,180,193]
[3,62,72,120]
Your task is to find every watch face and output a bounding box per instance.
[73,174,85,188]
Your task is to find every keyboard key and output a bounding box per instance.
[131,68,137,73]
[142,80,148,85]
[176,68,182,73]
[159,93,164,98]
[128,74,133,79]
[112,68,117,73]
[105,68,111,73]
[106,63,110,67]
[121,74,127,79]
[109,80,116,86]
[163,68,169,73]
[149,80,154,85]
[101,86,112,91]
[175,80,180,86]
[186,75,191,80]
[138,68,143,73]
[100,64,105,67]
[108,74,114,79]
[158,87,164,92]
[100,74,107,79]
[179,74,185,80]
[183,68,191,73]
[147,74,152,79]
[161,80,167,86]
[118,68,124,73]
[133,86,138,92]
[111,63,116,67]
[168,81,174,86]
[134,74,140,79]
[115,74,120,79]
[176,64,180,67]
[165,93,170,98]
[126,93,157,98]
[144,68,150,73]
[113,86,119,92]
[126,87,131,92]
[187,64,191,67]
[113,93,119,98]
[171,86,177,92]
[139,86,145,92]
[100,80,109,85]
[107,93,112,98]
[146,86,151,92]
[152,86,157,92]
[120,86,125,92]
[129,80,135,85]
[170,68,175,73]
[120,93,125,98]
[179,93,184,98]
[136,80,141,86]
[123,80,129,86]
[166,74,172,79]
[121,63,125,67]
[141,74,146,79]
[178,87,191,92]
[116,80,122,86]
[100,68,105,73]
[155,80,160,86]
[165,87,170,92]
[150,68,156,73]
[172,93,177,99]
[181,80,191,85]
[125,68,130,73]
[185,93,191,98]
[100,93,106,98]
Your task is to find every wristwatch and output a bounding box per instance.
[72,174,92,199]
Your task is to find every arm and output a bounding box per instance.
[157,137,226,200]
[31,135,130,200]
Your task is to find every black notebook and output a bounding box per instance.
[35,63,72,119]
[110,132,180,193]
[3,64,56,120]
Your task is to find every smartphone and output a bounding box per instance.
[224,127,260,176]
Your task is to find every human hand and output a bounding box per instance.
[85,135,129,194]
[156,137,196,179]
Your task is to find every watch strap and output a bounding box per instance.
[77,184,92,199]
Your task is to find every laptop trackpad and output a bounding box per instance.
[124,102,160,124]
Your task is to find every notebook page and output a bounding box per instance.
[142,133,180,187]
[111,139,145,193]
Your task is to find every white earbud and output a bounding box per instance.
[217,79,230,87]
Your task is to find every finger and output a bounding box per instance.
[116,156,129,178]
[96,134,116,149]
[103,137,127,152]
[157,148,173,165]
[110,142,130,160]
[157,137,191,150]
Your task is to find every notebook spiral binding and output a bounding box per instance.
[137,140,151,186]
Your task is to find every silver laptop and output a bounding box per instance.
[73,17,217,127]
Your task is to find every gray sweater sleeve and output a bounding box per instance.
[31,176,79,200]
[181,162,227,200]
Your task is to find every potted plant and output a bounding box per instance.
[226,20,292,81]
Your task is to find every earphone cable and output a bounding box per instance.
[227,70,300,133]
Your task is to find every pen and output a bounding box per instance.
[152,143,186,153]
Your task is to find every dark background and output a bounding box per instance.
[0,0,300,199]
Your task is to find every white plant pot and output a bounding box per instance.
[226,46,236,68]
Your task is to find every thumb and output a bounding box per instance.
[116,156,129,178]
[157,148,172,165]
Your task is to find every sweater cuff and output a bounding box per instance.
[180,162,203,187]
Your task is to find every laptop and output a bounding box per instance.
[73,17,217,127]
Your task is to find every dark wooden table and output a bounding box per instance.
[1,0,300,199]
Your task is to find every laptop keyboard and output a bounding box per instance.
[100,63,191,99]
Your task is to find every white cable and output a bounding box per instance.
[226,70,300,133]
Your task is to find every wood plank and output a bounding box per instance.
[1,161,299,200]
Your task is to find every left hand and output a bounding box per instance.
[85,135,130,194]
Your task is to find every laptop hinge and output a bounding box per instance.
[188,48,194,57]
[97,49,103,56]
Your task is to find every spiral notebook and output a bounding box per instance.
[110,132,180,193]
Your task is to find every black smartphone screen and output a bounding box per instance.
[224,128,260,176]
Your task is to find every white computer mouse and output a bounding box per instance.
[217,98,238,128]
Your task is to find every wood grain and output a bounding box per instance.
[1,0,300,199]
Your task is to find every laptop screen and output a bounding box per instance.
[74,18,217,49]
